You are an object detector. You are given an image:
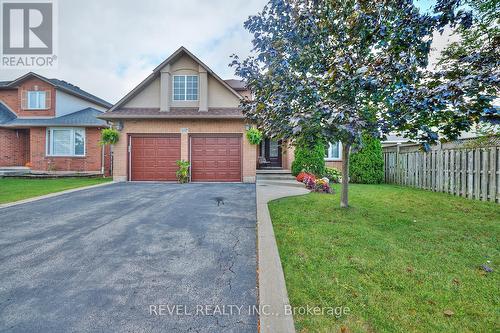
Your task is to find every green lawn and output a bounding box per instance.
[268,184,499,333]
[0,177,112,204]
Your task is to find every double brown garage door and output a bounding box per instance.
[130,134,241,182]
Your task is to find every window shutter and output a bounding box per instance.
[45,91,51,109]
[21,90,27,109]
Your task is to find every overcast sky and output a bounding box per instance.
[0,0,451,104]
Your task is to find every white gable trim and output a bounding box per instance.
[107,46,242,112]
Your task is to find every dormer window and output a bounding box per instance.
[27,91,47,109]
[173,75,198,101]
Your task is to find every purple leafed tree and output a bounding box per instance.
[231,0,498,208]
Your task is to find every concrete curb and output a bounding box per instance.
[257,180,309,333]
[0,181,116,209]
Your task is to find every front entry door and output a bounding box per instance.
[263,139,282,168]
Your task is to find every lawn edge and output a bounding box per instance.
[0,180,115,209]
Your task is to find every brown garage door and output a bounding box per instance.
[130,135,181,181]
[190,135,242,182]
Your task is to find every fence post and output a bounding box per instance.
[450,150,455,194]
[396,144,400,185]
[468,150,474,199]
[475,148,481,200]
[444,150,449,193]
[481,148,488,201]
[490,147,497,202]
[461,150,467,198]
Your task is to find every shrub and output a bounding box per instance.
[291,139,326,177]
[304,175,316,190]
[175,160,190,183]
[246,128,263,145]
[100,128,120,145]
[323,167,341,183]
[349,134,384,184]
[314,179,333,193]
[296,171,314,183]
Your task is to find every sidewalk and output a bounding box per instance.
[256,178,309,333]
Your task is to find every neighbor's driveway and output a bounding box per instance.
[0,182,257,333]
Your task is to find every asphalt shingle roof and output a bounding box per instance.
[99,107,244,119]
[0,108,107,127]
[0,73,112,108]
[48,79,112,108]
[0,103,17,124]
[224,79,247,91]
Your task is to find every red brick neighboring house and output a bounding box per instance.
[0,72,112,174]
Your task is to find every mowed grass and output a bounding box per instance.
[0,177,112,204]
[268,184,499,333]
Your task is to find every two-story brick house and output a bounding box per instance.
[98,47,343,182]
[0,72,112,173]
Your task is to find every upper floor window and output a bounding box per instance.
[326,141,342,160]
[173,75,198,101]
[27,91,47,109]
[46,127,85,157]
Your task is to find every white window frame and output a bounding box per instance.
[46,127,86,157]
[27,91,47,110]
[325,141,342,161]
[172,75,199,101]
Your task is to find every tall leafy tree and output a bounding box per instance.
[232,0,492,208]
[386,0,498,149]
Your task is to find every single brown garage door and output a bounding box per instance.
[130,135,181,181]
[190,134,242,182]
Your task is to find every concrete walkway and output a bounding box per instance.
[256,178,309,333]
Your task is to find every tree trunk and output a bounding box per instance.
[340,142,351,208]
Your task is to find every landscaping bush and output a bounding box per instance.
[296,171,313,183]
[349,134,384,184]
[175,160,190,183]
[246,128,263,145]
[323,167,341,183]
[303,174,316,190]
[313,178,333,193]
[100,128,120,145]
[291,139,326,177]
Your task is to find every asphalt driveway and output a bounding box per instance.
[0,182,257,332]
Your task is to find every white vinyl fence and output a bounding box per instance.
[384,146,500,203]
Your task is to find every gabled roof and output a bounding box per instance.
[107,46,242,113]
[0,107,107,127]
[0,72,112,108]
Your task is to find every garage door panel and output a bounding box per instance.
[229,148,240,156]
[191,135,241,182]
[131,136,181,181]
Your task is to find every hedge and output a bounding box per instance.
[349,134,384,184]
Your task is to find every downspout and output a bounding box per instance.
[110,144,113,177]
[101,143,105,177]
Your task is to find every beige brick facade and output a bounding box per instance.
[113,119,257,183]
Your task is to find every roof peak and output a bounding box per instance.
[1,72,111,108]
